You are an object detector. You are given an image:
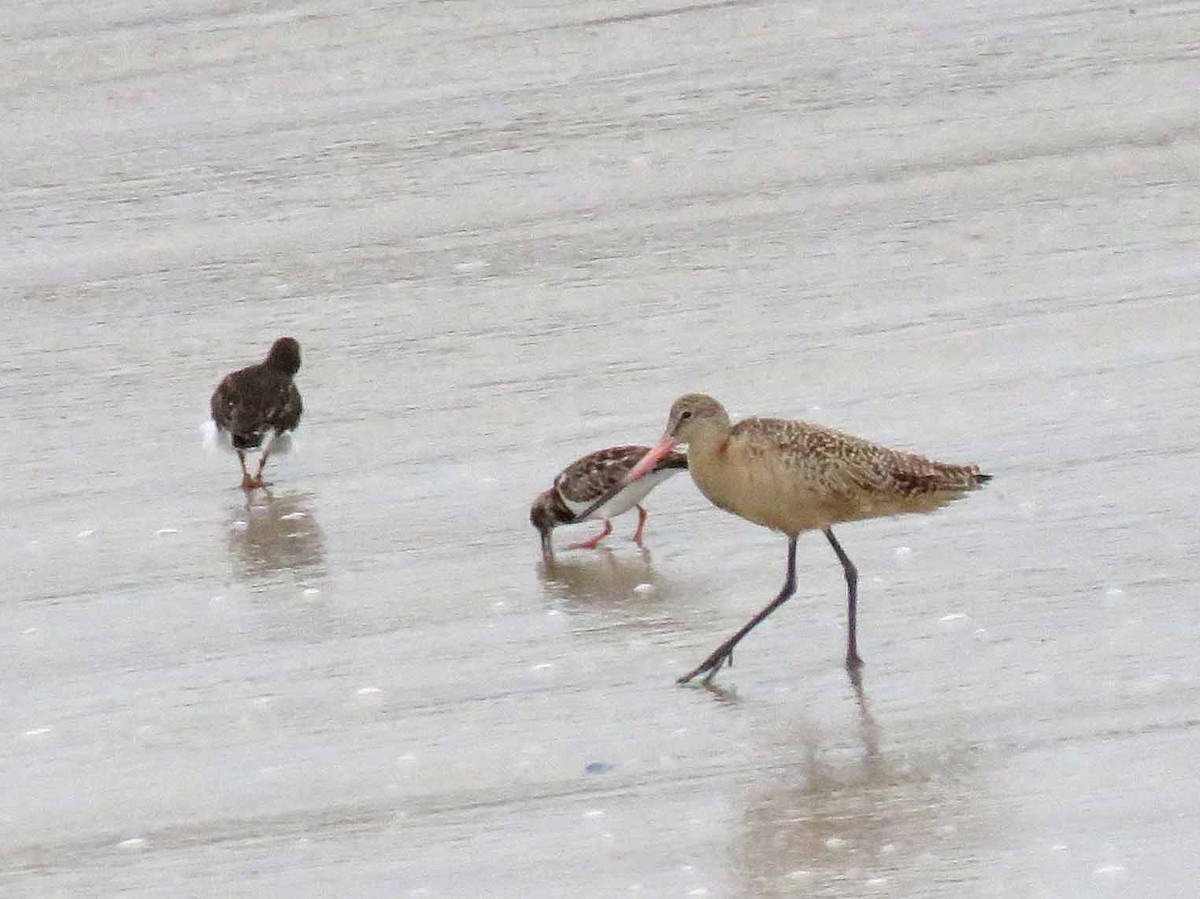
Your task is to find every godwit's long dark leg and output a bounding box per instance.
[632,505,649,545]
[824,527,862,669]
[569,519,613,550]
[679,535,799,685]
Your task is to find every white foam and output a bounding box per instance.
[201,419,297,455]
[201,419,234,453]
[633,583,656,595]
[268,431,295,456]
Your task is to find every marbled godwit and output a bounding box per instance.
[208,337,303,490]
[623,394,991,683]
[531,444,688,560]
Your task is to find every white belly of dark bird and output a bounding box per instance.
[563,467,678,522]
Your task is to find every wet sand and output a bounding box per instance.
[4,0,1200,895]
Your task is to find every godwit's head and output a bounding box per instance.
[664,393,731,447]
[626,394,731,484]
[265,337,302,375]
[529,490,560,559]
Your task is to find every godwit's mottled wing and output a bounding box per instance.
[733,417,988,517]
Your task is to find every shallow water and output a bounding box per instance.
[3,0,1200,895]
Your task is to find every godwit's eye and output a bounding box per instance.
[679,409,693,422]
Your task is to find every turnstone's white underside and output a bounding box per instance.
[561,467,677,521]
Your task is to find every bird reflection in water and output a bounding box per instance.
[226,490,326,585]
[736,669,979,893]
[537,547,675,631]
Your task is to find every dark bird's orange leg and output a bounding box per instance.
[632,505,649,545]
[250,433,282,488]
[237,451,257,490]
[568,520,613,550]
[250,453,269,488]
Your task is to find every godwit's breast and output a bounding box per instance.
[686,418,830,534]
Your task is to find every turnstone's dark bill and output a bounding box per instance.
[208,337,303,490]
[530,444,687,559]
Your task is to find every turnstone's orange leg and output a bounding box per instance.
[238,451,257,490]
[251,436,275,488]
[632,505,649,545]
[568,520,613,550]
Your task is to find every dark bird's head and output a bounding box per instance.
[265,337,301,375]
[530,490,562,560]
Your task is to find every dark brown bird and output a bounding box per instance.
[530,444,688,560]
[209,337,303,490]
[624,394,991,683]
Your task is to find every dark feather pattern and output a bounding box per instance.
[529,444,689,554]
[210,337,303,449]
[554,444,687,507]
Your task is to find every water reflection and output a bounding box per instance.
[536,548,675,630]
[848,668,882,762]
[225,490,326,585]
[737,671,978,895]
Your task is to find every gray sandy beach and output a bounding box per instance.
[3,0,1199,895]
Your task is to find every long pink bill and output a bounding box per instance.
[624,433,677,483]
